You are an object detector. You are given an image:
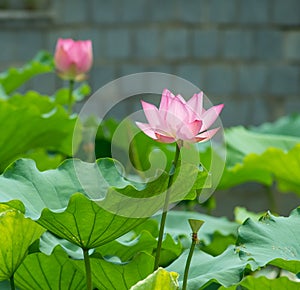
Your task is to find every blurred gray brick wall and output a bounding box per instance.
[0,0,299,127]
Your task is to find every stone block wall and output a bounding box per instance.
[0,0,299,127]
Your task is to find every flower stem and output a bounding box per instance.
[68,79,75,114]
[83,248,92,290]
[182,233,197,290]
[10,274,15,290]
[265,185,277,213]
[153,143,180,271]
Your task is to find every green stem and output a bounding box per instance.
[182,234,197,290]
[68,79,75,114]
[10,274,15,290]
[265,185,277,213]
[153,143,181,271]
[83,248,92,290]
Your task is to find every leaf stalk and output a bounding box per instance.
[182,232,197,290]
[153,143,180,271]
[68,79,75,114]
[10,274,15,290]
[83,248,92,290]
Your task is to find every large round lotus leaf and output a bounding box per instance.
[0,158,206,249]
[236,207,300,274]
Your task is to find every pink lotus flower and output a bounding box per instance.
[54,38,93,81]
[136,89,224,147]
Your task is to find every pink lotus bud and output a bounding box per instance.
[136,89,224,147]
[54,38,93,81]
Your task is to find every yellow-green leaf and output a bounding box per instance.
[130,267,179,290]
[0,204,45,281]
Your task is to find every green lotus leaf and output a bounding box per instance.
[38,193,146,249]
[153,211,238,254]
[0,158,207,251]
[97,219,182,266]
[97,230,157,262]
[132,219,159,237]
[215,124,300,192]
[130,267,179,290]
[159,233,182,267]
[251,113,300,138]
[225,126,300,167]
[0,158,130,219]
[1,199,25,213]
[0,158,145,248]
[254,145,300,194]
[0,203,45,281]
[218,154,273,189]
[236,207,300,273]
[0,93,78,172]
[72,252,154,290]
[89,162,207,217]
[0,51,54,95]
[219,276,300,290]
[39,231,84,260]
[39,212,181,265]
[40,220,159,261]
[23,148,65,171]
[234,207,264,224]
[167,245,257,289]
[219,145,300,194]
[15,246,86,290]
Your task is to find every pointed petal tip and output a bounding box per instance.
[135,121,148,131]
[135,121,158,140]
[196,91,204,98]
[215,103,225,113]
[162,88,175,99]
[162,88,171,94]
[187,91,204,116]
[140,99,149,106]
[162,88,171,98]
[140,100,158,111]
